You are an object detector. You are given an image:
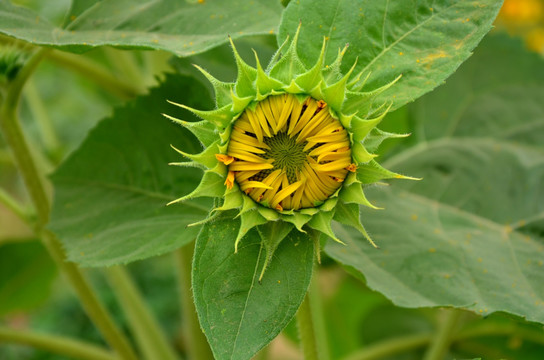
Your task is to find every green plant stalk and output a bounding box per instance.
[342,334,433,360]
[0,49,137,360]
[0,36,140,99]
[0,326,118,360]
[423,309,462,360]
[343,319,544,360]
[456,323,544,345]
[103,48,147,93]
[46,49,142,99]
[296,290,320,360]
[23,79,61,155]
[175,244,214,360]
[309,269,330,360]
[105,265,179,360]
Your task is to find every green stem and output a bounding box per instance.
[175,243,214,360]
[343,334,433,360]
[308,269,330,360]
[41,232,137,360]
[343,317,544,360]
[296,291,320,360]
[0,49,50,227]
[46,50,142,99]
[105,265,179,360]
[456,323,544,345]
[423,309,461,360]
[23,79,61,155]
[103,48,147,93]
[0,326,118,360]
[0,50,137,360]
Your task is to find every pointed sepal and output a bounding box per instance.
[339,181,381,209]
[333,201,378,248]
[253,50,284,99]
[167,169,225,205]
[363,128,410,153]
[306,210,344,244]
[321,59,357,111]
[193,64,234,108]
[351,141,376,164]
[213,186,244,212]
[170,141,219,169]
[295,37,326,93]
[322,44,348,83]
[343,75,401,116]
[256,221,294,281]
[162,113,218,147]
[168,100,233,129]
[269,25,306,84]
[229,37,258,98]
[350,107,390,142]
[280,212,312,233]
[356,159,420,184]
[234,209,267,252]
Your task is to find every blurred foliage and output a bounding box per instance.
[1,1,544,360]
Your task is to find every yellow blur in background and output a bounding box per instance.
[498,0,544,53]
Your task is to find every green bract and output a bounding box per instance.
[165,27,414,268]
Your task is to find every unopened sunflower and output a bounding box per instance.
[165,27,413,258]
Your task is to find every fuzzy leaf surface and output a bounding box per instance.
[278,0,503,109]
[325,36,544,324]
[193,212,314,360]
[0,0,282,55]
[0,241,57,316]
[49,74,213,266]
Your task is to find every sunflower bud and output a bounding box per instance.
[165,25,414,259]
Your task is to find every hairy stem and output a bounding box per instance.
[23,79,61,156]
[423,309,461,360]
[0,326,118,360]
[0,50,137,360]
[175,243,214,360]
[105,265,179,360]
[296,290,320,360]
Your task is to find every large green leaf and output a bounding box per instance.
[0,241,57,316]
[325,36,544,324]
[49,74,213,266]
[0,0,282,55]
[193,212,314,360]
[278,0,503,109]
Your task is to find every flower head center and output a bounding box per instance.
[264,132,308,183]
[223,94,354,211]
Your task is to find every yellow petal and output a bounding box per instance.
[261,172,284,204]
[215,154,234,165]
[235,170,260,182]
[240,181,273,191]
[228,140,266,154]
[271,180,303,208]
[229,151,269,163]
[224,171,235,189]
[230,130,270,149]
[229,161,274,171]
